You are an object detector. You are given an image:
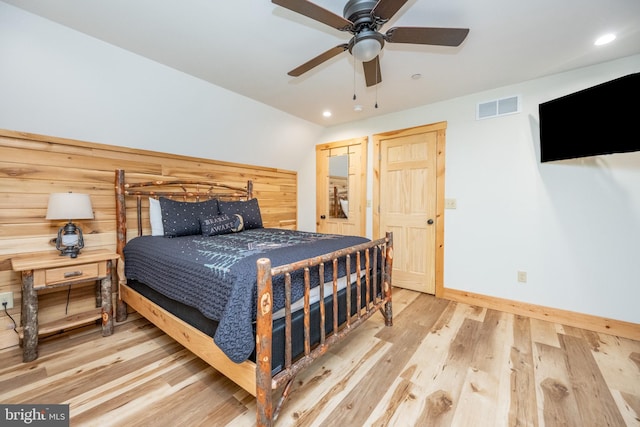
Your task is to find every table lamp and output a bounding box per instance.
[46,192,94,258]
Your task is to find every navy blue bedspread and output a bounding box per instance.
[123,228,369,362]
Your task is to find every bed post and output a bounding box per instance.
[115,169,128,322]
[256,257,274,427]
[384,231,394,327]
[247,180,253,199]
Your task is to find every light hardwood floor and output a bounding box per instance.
[2,288,639,426]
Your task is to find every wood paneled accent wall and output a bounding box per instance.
[0,129,297,349]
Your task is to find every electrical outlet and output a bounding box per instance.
[0,292,14,309]
[517,271,527,283]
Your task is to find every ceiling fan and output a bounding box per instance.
[272,0,470,87]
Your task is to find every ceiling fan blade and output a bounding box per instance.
[272,0,353,31]
[386,27,469,46]
[363,56,382,87]
[371,0,410,21]
[288,44,349,77]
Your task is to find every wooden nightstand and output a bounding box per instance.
[11,249,119,362]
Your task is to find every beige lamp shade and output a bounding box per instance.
[46,193,94,221]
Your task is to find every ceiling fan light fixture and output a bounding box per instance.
[273,0,470,87]
[351,30,383,62]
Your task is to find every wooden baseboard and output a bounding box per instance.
[442,288,640,341]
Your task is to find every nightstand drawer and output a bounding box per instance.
[44,262,100,285]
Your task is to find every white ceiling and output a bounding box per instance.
[4,0,640,126]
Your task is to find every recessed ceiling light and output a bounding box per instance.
[594,33,616,46]
[411,73,422,80]
[322,110,332,118]
[353,104,363,112]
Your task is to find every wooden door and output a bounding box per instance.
[316,137,367,236]
[373,123,446,295]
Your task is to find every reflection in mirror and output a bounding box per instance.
[329,154,348,218]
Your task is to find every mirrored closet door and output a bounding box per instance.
[316,137,367,236]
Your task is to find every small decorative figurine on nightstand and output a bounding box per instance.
[46,192,94,257]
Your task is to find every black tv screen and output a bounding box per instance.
[538,72,640,162]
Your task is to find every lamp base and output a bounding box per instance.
[58,246,80,258]
[55,222,84,258]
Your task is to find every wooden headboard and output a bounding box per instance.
[114,169,253,257]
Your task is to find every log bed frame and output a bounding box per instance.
[114,169,393,426]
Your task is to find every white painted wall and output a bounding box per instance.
[2,3,639,325]
[0,2,322,172]
[310,55,640,324]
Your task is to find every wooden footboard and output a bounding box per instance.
[255,234,393,425]
[114,169,393,427]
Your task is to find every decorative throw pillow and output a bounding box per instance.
[200,213,244,236]
[149,197,164,236]
[218,198,263,230]
[159,197,219,237]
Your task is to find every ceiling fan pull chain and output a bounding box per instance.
[375,62,379,109]
[353,59,357,100]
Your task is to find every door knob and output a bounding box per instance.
[320,215,326,219]
[427,218,434,225]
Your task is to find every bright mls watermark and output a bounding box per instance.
[1,404,69,426]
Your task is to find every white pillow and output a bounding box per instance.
[149,197,164,236]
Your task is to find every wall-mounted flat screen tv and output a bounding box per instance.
[538,72,640,162]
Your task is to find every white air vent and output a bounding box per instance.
[476,95,520,120]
